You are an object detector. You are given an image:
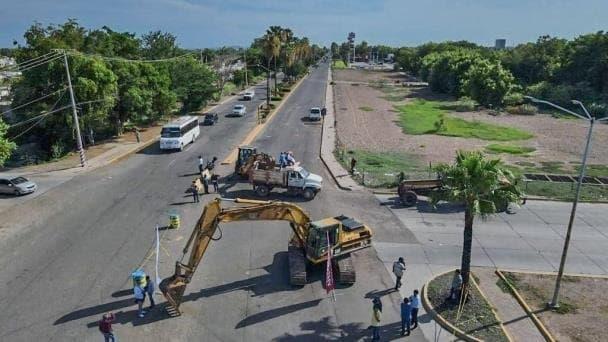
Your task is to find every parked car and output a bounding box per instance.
[0,176,37,195]
[243,91,255,100]
[202,113,219,125]
[308,107,322,121]
[232,104,247,117]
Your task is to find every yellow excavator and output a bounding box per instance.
[159,197,373,315]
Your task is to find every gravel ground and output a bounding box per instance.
[333,69,608,171]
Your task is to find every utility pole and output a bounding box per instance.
[62,51,86,167]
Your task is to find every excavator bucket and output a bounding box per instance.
[159,275,188,316]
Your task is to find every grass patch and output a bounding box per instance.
[396,100,533,141]
[496,272,519,294]
[359,106,374,112]
[332,60,347,69]
[486,144,536,155]
[427,272,509,342]
[334,149,424,188]
[575,164,608,178]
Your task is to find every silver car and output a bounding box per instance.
[0,176,38,195]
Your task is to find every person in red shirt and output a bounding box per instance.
[98,312,116,342]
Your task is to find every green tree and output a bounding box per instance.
[421,49,480,96]
[0,118,16,166]
[171,56,216,113]
[464,59,515,107]
[432,151,523,291]
[142,31,178,59]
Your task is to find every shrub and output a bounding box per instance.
[506,104,538,115]
[504,92,524,106]
[271,96,282,101]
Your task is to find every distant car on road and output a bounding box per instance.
[308,107,322,121]
[202,113,219,125]
[243,90,255,100]
[0,176,37,196]
[232,104,247,117]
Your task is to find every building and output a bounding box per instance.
[495,39,506,50]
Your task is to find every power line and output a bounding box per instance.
[67,50,196,63]
[8,89,67,140]
[17,54,63,73]
[0,51,62,72]
[7,104,72,129]
[1,87,67,116]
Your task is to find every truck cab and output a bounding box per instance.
[286,167,323,199]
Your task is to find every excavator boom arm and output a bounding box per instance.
[159,198,312,314]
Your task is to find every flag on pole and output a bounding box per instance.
[325,231,335,296]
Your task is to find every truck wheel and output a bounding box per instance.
[255,185,270,197]
[302,188,315,200]
[400,191,417,207]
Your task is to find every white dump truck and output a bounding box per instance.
[250,165,323,200]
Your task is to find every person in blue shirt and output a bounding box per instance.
[401,297,412,336]
[410,289,421,329]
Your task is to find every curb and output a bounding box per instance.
[495,270,557,342]
[496,268,608,279]
[319,66,359,191]
[371,190,397,195]
[221,74,308,166]
[524,195,608,204]
[106,135,160,166]
[421,272,482,342]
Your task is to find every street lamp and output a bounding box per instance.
[255,64,271,108]
[524,96,608,308]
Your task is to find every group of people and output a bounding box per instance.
[191,156,220,203]
[278,151,296,168]
[370,257,420,339]
[369,287,420,340]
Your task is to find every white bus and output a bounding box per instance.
[160,116,200,151]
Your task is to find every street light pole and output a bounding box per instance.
[255,64,271,109]
[525,96,608,308]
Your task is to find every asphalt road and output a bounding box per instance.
[0,81,277,341]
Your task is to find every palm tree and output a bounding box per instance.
[431,151,523,293]
[262,33,280,106]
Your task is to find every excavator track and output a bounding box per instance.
[288,246,307,285]
[336,255,356,284]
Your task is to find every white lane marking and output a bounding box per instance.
[168,159,177,167]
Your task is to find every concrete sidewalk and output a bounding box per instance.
[473,268,545,342]
[320,67,363,191]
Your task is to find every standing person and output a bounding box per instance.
[449,269,463,301]
[202,168,211,194]
[198,156,205,173]
[211,174,220,193]
[98,312,116,342]
[190,181,199,203]
[134,281,146,318]
[392,257,406,290]
[410,289,421,329]
[286,152,296,166]
[144,275,155,309]
[350,157,357,174]
[370,297,382,341]
[401,297,412,336]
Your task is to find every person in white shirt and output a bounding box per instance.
[392,257,406,290]
[198,156,204,173]
[409,289,421,329]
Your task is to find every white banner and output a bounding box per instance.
[155,224,161,294]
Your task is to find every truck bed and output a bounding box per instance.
[250,168,287,187]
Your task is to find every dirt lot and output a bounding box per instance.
[333,68,608,172]
[504,271,608,342]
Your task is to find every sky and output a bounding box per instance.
[1,0,607,48]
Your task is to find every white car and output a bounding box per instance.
[308,107,322,121]
[0,176,38,195]
[243,91,255,100]
[232,104,247,117]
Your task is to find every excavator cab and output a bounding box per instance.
[305,220,339,260]
[235,146,257,175]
